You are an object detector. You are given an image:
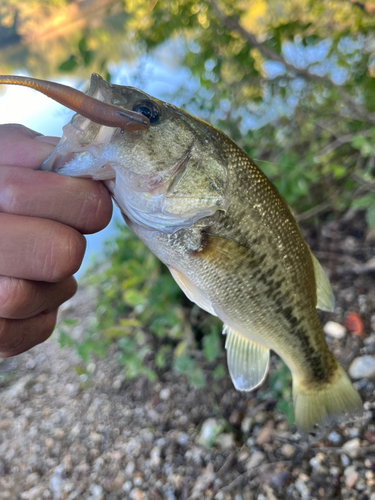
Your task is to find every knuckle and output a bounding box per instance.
[77,181,112,232]
[0,277,26,318]
[0,175,22,213]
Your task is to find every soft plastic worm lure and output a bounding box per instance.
[0,74,150,131]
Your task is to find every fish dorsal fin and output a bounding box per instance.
[224,325,270,391]
[311,253,335,312]
[168,266,217,316]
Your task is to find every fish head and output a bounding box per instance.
[43,73,229,232]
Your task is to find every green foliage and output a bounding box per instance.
[59,224,222,388]
[58,318,110,363]
[353,192,375,228]
[264,360,294,424]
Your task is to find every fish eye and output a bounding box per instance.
[132,100,160,124]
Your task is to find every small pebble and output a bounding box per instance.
[345,427,359,439]
[328,431,342,445]
[295,473,310,499]
[280,443,296,458]
[177,432,189,446]
[344,465,358,488]
[122,481,132,492]
[245,451,265,471]
[125,461,135,476]
[150,446,161,467]
[241,417,252,434]
[364,333,375,345]
[217,432,234,450]
[341,454,350,467]
[197,418,223,448]
[323,321,346,339]
[255,420,274,446]
[343,438,361,458]
[159,388,171,401]
[349,355,375,379]
[130,489,144,500]
[330,466,340,476]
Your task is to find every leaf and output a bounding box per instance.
[62,319,79,327]
[276,399,294,424]
[58,330,75,348]
[123,289,146,307]
[353,193,375,209]
[213,364,226,380]
[203,330,220,362]
[366,205,375,228]
[83,50,93,67]
[188,367,206,388]
[58,55,78,72]
[155,345,172,369]
[78,37,88,56]
[173,354,194,373]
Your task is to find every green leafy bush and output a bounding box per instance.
[58,224,226,388]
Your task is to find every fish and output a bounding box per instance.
[0,73,362,432]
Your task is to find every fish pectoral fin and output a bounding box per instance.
[311,253,335,312]
[224,325,270,391]
[168,266,217,316]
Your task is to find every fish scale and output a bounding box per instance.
[0,73,362,432]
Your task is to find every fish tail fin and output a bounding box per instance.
[293,363,362,433]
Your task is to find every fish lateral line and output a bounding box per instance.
[0,74,150,131]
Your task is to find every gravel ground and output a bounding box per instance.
[0,211,375,500]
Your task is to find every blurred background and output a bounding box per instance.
[0,1,375,499]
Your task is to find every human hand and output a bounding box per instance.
[0,124,113,357]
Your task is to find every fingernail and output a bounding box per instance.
[34,135,60,145]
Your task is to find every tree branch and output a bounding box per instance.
[210,0,375,124]
[314,130,371,159]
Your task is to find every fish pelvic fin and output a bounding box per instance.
[293,362,362,433]
[311,252,335,312]
[224,325,270,391]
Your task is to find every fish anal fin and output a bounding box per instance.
[311,253,335,312]
[224,325,270,391]
[168,266,217,316]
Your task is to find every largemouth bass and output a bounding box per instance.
[0,74,362,432]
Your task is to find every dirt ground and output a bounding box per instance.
[0,210,375,500]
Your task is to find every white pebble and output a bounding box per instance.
[295,475,310,499]
[196,418,223,448]
[280,443,296,458]
[343,438,361,458]
[159,388,171,400]
[341,454,350,467]
[323,321,346,339]
[328,431,342,445]
[217,433,234,450]
[349,355,375,379]
[245,451,265,471]
[122,481,132,492]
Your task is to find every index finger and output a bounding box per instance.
[0,124,58,169]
